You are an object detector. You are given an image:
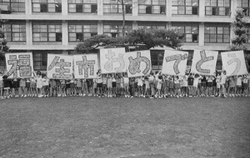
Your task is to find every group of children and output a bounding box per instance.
[1,70,250,99]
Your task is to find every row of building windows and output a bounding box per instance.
[1,0,249,16]
[2,23,244,43]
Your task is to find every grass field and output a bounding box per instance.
[0,96,250,158]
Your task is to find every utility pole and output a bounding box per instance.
[120,0,126,37]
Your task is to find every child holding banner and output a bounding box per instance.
[228,76,236,97]
[3,74,11,99]
[236,75,243,97]
[20,78,26,97]
[107,74,113,97]
[123,74,130,98]
[242,75,248,97]
[220,70,227,98]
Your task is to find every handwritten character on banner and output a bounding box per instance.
[165,54,188,75]
[104,50,125,72]
[196,50,214,74]
[48,56,72,79]
[76,56,95,78]
[128,52,150,75]
[227,53,241,76]
[7,54,32,77]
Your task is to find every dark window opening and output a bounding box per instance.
[91,33,97,36]
[76,4,83,13]
[146,6,152,14]
[160,6,165,14]
[40,4,48,12]
[91,4,97,13]
[111,33,117,38]
[212,7,218,15]
[42,53,47,67]
[55,4,62,12]
[125,4,132,13]
[76,33,83,41]
[192,34,198,42]
[56,33,62,42]
[225,7,230,15]
[192,7,198,15]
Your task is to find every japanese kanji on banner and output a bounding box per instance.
[161,50,188,76]
[125,50,152,77]
[47,54,73,79]
[73,54,98,79]
[221,50,248,76]
[5,52,33,78]
[191,50,218,75]
[100,48,126,74]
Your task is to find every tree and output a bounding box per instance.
[0,28,9,60]
[127,27,183,50]
[74,28,183,53]
[230,9,250,70]
[74,34,126,54]
[230,10,248,50]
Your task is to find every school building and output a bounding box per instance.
[0,0,250,71]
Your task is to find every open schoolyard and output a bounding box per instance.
[0,97,250,158]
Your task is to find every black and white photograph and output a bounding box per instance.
[0,0,250,157]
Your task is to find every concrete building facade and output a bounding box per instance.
[0,0,249,71]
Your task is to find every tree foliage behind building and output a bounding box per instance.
[74,28,183,54]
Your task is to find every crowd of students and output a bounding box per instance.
[0,70,250,99]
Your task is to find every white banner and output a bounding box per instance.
[5,52,33,78]
[125,50,152,77]
[100,48,126,74]
[191,50,218,75]
[162,50,188,75]
[73,54,98,79]
[221,50,248,76]
[47,54,73,79]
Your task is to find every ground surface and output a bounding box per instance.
[0,96,250,158]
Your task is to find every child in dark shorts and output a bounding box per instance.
[12,78,19,97]
[26,78,31,96]
[3,75,12,99]
[112,74,116,97]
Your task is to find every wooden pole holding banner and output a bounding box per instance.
[121,0,125,37]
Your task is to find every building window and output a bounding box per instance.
[138,24,166,30]
[33,24,62,42]
[2,24,26,42]
[68,0,97,13]
[204,26,230,43]
[0,0,25,12]
[138,0,165,14]
[205,0,231,16]
[237,0,250,16]
[32,0,62,13]
[172,25,198,42]
[33,52,47,71]
[247,28,250,43]
[172,0,199,15]
[103,0,132,14]
[68,24,97,42]
[0,58,5,70]
[151,51,164,70]
[103,25,132,37]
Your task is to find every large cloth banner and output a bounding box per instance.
[125,50,152,77]
[162,50,188,75]
[73,54,98,79]
[100,48,126,74]
[191,50,218,75]
[5,52,33,78]
[221,50,248,76]
[47,54,73,79]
